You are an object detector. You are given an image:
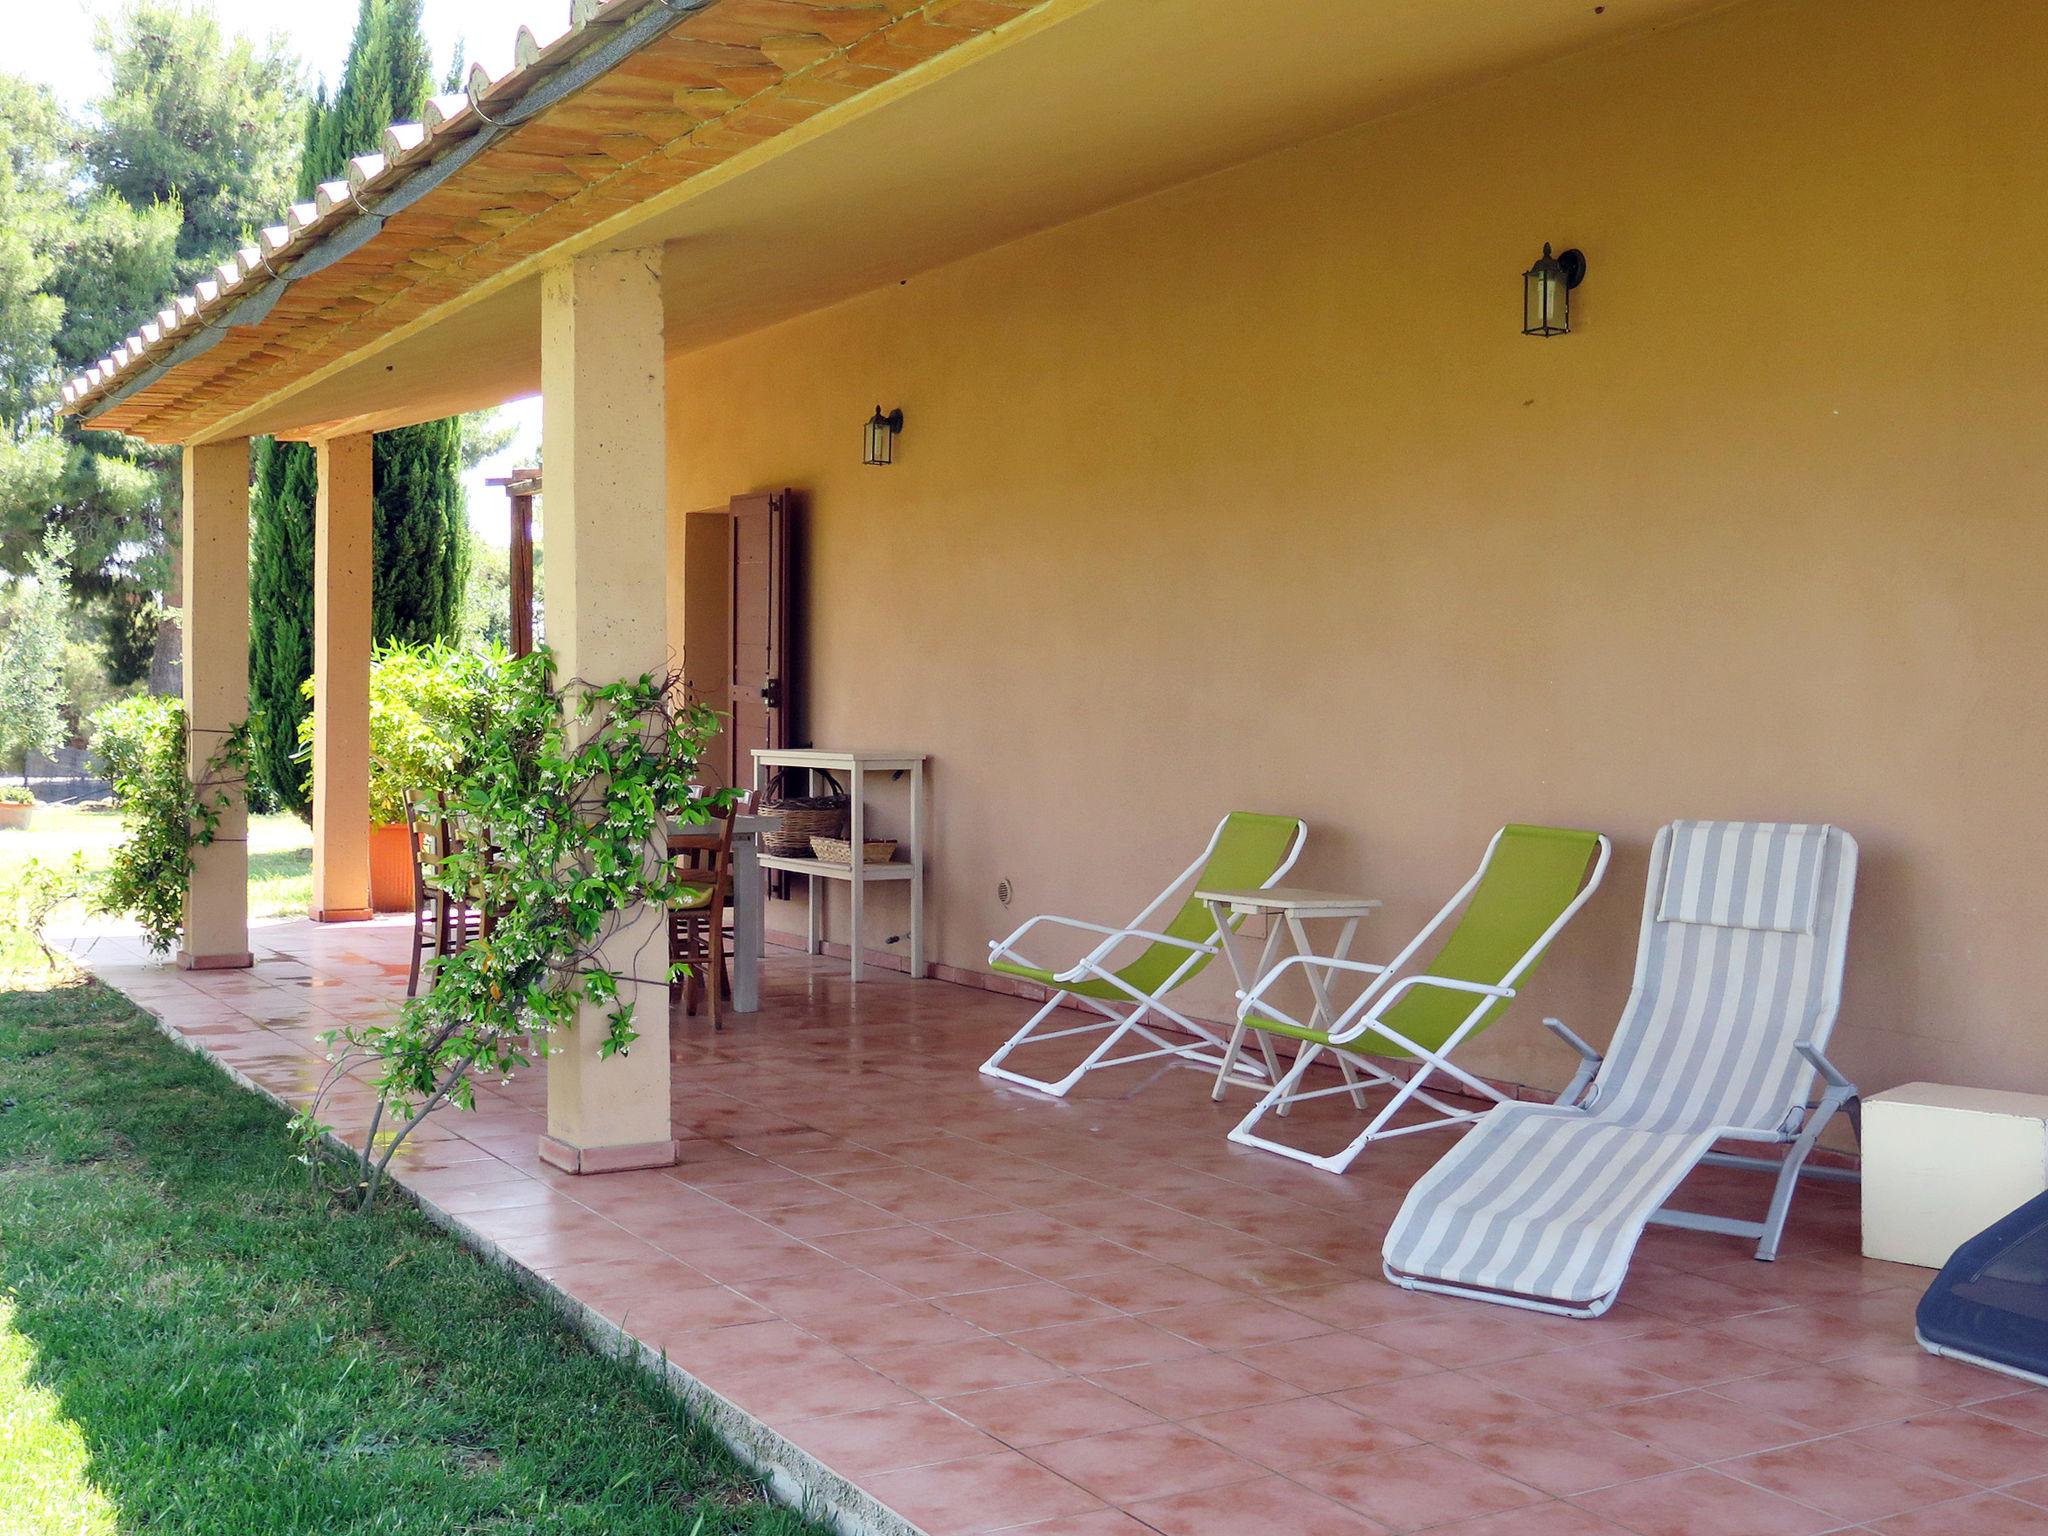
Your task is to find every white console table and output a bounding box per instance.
[752,748,927,981]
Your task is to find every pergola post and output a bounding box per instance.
[536,246,675,1175]
[311,434,375,921]
[178,438,253,971]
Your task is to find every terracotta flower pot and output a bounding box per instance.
[368,822,416,912]
[0,801,33,831]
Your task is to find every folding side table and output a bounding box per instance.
[1195,885,1381,1102]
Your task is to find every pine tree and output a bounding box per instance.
[247,0,467,815]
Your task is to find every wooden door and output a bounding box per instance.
[728,490,795,793]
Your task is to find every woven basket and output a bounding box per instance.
[760,767,849,857]
[809,836,897,866]
[761,803,845,857]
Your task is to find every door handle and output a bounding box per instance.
[761,679,781,709]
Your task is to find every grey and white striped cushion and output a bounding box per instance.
[1383,821,1856,1308]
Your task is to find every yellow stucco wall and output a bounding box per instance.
[668,0,2048,1100]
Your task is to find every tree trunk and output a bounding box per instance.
[148,610,182,696]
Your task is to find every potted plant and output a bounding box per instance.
[302,642,499,912]
[0,784,34,830]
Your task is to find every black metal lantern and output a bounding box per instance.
[863,406,904,466]
[1522,244,1586,336]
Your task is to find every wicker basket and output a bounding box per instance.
[809,836,897,866]
[759,768,850,857]
[761,802,846,857]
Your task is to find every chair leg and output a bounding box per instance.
[1755,1086,1856,1262]
[407,909,424,999]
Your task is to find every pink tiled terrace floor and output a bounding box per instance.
[66,919,2048,1536]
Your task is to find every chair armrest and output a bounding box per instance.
[1545,1017,1604,1109]
[990,913,1214,975]
[1327,972,1512,1047]
[1235,953,1390,1016]
[1794,1040,1856,1093]
[1543,1016,1602,1064]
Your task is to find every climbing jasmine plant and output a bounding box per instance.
[297,647,732,1209]
[96,704,253,954]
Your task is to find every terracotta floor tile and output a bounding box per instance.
[81,932,2042,1536]
[1015,1317,1209,1373]
[1184,1394,1417,1472]
[988,1512,1159,1536]
[936,1281,1122,1334]
[864,1450,1103,1536]
[1030,1422,1268,1504]
[716,1356,919,1424]
[1426,1501,1639,1535]
[798,1299,990,1353]
[661,1318,843,1383]
[1149,1296,1336,1351]
[1295,1444,1548,1531]
[1579,1324,1793,1387]
[1064,1264,1242,1315]
[1464,1350,1683,1414]
[1446,1416,1688,1497]
[1965,1391,2048,1434]
[1588,1387,1815,1461]
[782,1400,1004,1478]
[1235,1330,1438,1394]
[1838,1345,2039,1407]
[1335,1369,1556,1441]
[1847,1407,2048,1485]
[1725,1432,1977,1522]
[1865,1491,2048,1534]
[862,1335,1067,1397]
[1125,1475,1387,1536]
[940,1378,1165,1448]
[1574,1467,1842,1536]
[1091,1353,1300,1419]
[1710,1365,1943,1433]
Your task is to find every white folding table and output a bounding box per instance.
[1196,885,1381,1102]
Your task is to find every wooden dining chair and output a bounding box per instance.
[403,788,483,998]
[668,793,751,1029]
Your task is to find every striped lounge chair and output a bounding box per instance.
[1382,820,1859,1318]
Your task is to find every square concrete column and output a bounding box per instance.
[537,245,676,1175]
[311,434,374,921]
[179,438,253,970]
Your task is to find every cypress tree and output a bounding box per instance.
[247,436,318,811]
[247,0,467,815]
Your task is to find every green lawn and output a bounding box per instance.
[0,962,821,1536]
[0,804,313,972]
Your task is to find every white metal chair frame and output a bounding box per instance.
[980,816,1307,1098]
[1226,830,1612,1175]
[1383,826,1861,1319]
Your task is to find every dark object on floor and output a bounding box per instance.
[1917,1189,2048,1387]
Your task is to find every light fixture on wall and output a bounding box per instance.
[1522,243,1586,336]
[863,406,904,466]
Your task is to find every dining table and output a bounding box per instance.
[666,813,769,1013]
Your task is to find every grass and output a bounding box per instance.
[0,961,824,1536]
[0,804,313,971]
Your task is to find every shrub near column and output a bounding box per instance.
[300,641,499,911]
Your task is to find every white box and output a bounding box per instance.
[1863,1083,2048,1269]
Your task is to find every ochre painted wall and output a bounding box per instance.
[667,0,2048,1102]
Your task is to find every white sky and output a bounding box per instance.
[16,0,543,544]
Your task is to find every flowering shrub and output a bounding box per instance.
[297,648,732,1208]
[95,702,250,954]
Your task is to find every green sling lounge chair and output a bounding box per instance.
[1226,824,1609,1174]
[980,811,1307,1098]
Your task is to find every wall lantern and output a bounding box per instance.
[863,406,905,466]
[1522,243,1586,336]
